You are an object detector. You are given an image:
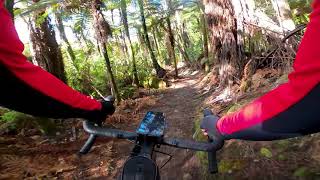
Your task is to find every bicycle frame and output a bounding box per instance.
[119,135,160,180]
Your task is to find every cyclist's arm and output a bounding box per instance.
[217,1,320,141]
[0,4,104,120]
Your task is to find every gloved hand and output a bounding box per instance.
[86,99,115,125]
[200,109,224,149]
[99,99,115,116]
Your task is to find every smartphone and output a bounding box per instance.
[136,111,166,137]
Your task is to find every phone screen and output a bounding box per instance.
[136,111,166,137]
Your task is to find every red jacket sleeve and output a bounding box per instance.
[217,1,320,140]
[0,3,103,119]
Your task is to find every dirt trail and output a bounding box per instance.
[147,73,203,180]
[0,71,205,179]
[110,72,204,180]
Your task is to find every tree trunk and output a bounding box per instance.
[234,0,259,77]
[174,11,191,67]
[80,30,90,50]
[55,12,77,68]
[137,27,149,59]
[165,0,178,77]
[120,29,129,58]
[29,1,67,83]
[120,0,140,86]
[199,3,209,71]
[202,15,209,72]
[154,26,166,63]
[175,36,191,67]
[137,0,166,78]
[164,32,172,66]
[271,0,296,32]
[111,9,128,59]
[230,0,250,71]
[92,0,120,101]
[165,17,178,77]
[4,0,14,21]
[204,0,240,87]
[155,27,165,47]
[151,27,161,58]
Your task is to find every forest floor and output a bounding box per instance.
[0,69,206,179]
[109,70,205,180]
[1,67,320,179]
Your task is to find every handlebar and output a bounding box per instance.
[80,120,220,152]
[79,98,221,174]
[83,121,137,140]
[207,139,218,173]
[79,134,97,154]
[162,138,216,151]
[203,108,219,173]
[79,120,137,154]
[79,95,119,154]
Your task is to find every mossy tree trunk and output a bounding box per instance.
[204,0,241,87]
[120,0,140,86]
[55,12,77,68]
[137,0,166,78]
[165,16,178,77]
[29,0,67,83]
[92,0,120,101]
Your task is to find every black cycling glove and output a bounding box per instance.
[200,109,224,149]
[84,100,115,124]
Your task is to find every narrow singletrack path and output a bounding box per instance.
[0,72,205,179]
[111,72,204,180]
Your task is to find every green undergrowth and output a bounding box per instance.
[224,97,257,115]
[194,102,320,179]
[0,110,57,135]
[143,76,166,89]
[194,114,241,180]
